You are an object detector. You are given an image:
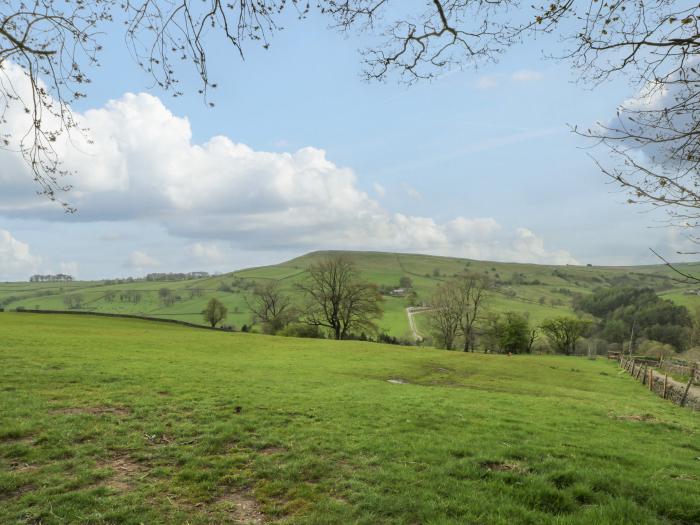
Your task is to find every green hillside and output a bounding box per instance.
[3,250,700,338]
[2,313,700,524]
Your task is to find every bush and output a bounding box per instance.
[636,339,676,359]
[278,323,323,339]
[217,282,233,292]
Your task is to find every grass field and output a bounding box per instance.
[0,252,700,339]
[2,313,700,524]
[3,250,700,338]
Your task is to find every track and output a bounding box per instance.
[406,306,431,341]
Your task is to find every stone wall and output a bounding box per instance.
[620,356,700,411]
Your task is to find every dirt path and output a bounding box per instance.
[406,307,431,341]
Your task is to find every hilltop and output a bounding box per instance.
[2,250,700,338]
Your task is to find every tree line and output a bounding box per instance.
[426,276,697,357]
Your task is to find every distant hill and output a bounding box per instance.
[2,250,700,337]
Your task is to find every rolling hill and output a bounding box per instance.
[3,250,700,339]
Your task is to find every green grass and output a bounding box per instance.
[4,250,700,338]
[2,313,700,524]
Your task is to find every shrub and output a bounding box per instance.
[278,323,323,338]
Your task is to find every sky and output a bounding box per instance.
[0,5,694,281]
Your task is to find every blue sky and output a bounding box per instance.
[0,8,689,280]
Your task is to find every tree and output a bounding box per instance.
[158,287,176,306]
[246,281,294,334]
[428,273,490,351]
[481,311,535,354]
[497,312,532,354]
[62,293,83,309]
[399,276,413,289]
[428,285,461,350]
[540,317,590,355]
[575,286,692,351]
[296,256,382,340]
[203,297,228,328]
[452,273,491,352]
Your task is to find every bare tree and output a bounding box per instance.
[428,284,461,350]
[246,280,294,334]
[296,255,382,340]
[453,273,491,352]
[428,272,490,351]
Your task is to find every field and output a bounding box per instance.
[3,251,700,339]
[2,313,700,524]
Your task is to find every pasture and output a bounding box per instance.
[1,313,700,524]
[3,251,700,339]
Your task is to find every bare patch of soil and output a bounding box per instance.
[51,405,131,417]
[216,490,266,524]
[144,433,173,446]
[97,456,147,491]
[1,435,34,445]
[611,413,656,422]
[670,473,698,481]
[258,446,286,456]
[9,461,38,473]
[481,461,528,473]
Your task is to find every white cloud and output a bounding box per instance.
[403,185,422,199]
[124,251,160,270]
[477,76,499,90]
[373,182,386,198]
[475,70,542,90]
[0,230,41,280]
[99,232,127,242]
[185,242,225,263]
[511,70,543,82]
[0,65,577,265]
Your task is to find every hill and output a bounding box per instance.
[3,250,700,338]
[1,313,699,524]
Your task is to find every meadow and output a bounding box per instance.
[3,251,700,340]
[1,313,700,524]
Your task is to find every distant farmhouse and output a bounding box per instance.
[29,274,74,282]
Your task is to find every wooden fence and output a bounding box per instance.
[619,355,699,411]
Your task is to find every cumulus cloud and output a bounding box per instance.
[0,65,577,265]
[124,251,160,270]
[0,230,41,280]
[185,242,225,263]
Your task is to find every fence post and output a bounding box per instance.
[663,374,668,399]
[680,374,694,408]
[649,368,653,391]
